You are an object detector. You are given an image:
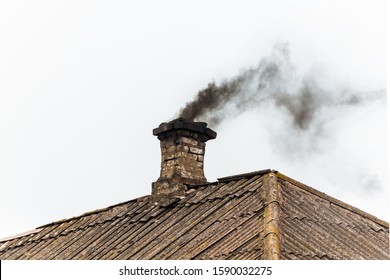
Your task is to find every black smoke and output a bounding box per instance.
[177,43,383,131]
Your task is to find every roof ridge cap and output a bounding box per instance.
[217,169,275,182]
[262,172,281,260]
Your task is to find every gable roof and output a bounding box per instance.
[0,170,388,260]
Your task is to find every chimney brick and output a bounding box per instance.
[152,118,216,197]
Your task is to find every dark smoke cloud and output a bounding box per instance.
[177,43,384,130]
[175,43,386,205]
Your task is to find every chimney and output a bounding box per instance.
[152,118,217,196]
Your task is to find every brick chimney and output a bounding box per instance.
[152,118,217,196]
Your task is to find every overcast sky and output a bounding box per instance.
[0,0,388,239]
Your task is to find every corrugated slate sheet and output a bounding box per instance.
[0,175,265,260]
[1,170,389,260]
[278,178,389,260]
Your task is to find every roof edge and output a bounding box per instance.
[0,228,42,243]
[37,194,151,229]
[276,172,389,228]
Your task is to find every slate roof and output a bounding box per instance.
[0,170,388,260]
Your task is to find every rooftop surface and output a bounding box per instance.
[0,170,388,260]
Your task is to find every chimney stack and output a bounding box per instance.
[152,118,217,196]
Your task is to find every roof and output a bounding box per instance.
[0,170,388,260]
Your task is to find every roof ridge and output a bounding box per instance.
[262,172,281,260]
[276,172,389,228]
[217,169,274,182]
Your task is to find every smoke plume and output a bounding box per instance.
[177,43,384,131]
[175,43,386,217]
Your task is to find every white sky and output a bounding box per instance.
[0,0,388,239]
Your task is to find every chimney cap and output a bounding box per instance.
[153,118,217,140]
